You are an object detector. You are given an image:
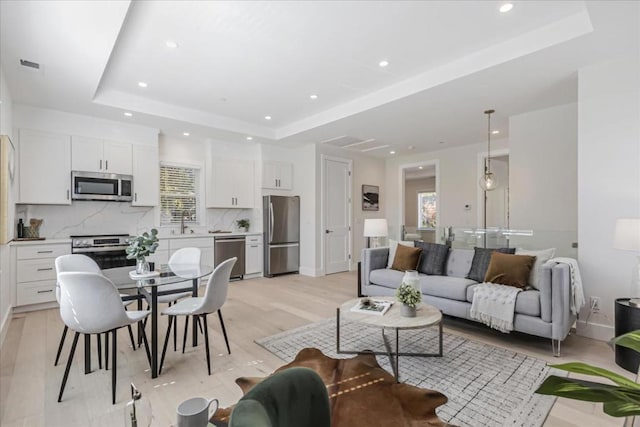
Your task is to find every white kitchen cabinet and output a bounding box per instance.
[206,159,254,208]
[18,129,71,205]
[71,136,132,175]
[262,161,293,190]
[169,237,215,266]
[245,234,263,275]
[132,144,159,206]
[14,242,70,306]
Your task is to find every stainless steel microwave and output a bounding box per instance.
[71,171,133,202]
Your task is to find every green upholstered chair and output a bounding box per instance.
[229,367,330,427]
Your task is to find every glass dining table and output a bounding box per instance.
[103,263,214,379]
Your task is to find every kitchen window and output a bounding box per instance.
[160,165,200,225]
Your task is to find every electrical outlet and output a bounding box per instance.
[590,297,601,313]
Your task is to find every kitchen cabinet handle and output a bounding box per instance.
[135,193,137,202]
[37,267,53,271]
[37,250,53,254]
[250,245,258,248]
[37,289,53,294]
[100,159,102,170]
[105,160,108,170]
[67,189,70,200]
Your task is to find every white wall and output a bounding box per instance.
[509,103,578,254]
[0,65,14,346]
[386,139,509,240]
[485,156,509,228]
[577,55,640,340]
[404,177,435,227]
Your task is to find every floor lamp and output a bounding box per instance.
[614,218,640,306]
[364,219,388,248]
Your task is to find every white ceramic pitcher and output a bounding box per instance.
[176,397,218,427]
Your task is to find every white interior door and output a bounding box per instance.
[324,157,351,275]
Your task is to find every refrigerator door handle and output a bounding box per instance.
[269,202,274,244]
[269,243,299,248]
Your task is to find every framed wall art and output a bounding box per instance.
[362,185,379,211]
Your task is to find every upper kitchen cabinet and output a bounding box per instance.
[71,136,132,175]
[207,158,254,208]
[18,129,71,205]
[132,144,159,206]
[262,160,293,190]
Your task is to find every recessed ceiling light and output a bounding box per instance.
[379,60,389,68]
[165,40,179,48]
[183,132,190,136]
[492,130,500,135]
[310,94,318,100]
[389,150,396,154]
[138,81,148,88]
[123,112,132,117]
[264,115,272,120]
[418,166,424,170]
[246,136,253,141]
[499,3,513,13]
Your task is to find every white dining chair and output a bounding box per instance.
[54,254,137,367]
[57,271,151,404]
[159,257,236,375]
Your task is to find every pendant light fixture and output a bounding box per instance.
[479,109,499,191]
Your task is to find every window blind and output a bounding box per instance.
[160,166,199,224]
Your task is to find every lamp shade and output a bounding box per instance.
[364,218,388,237]
[614,218,640,251]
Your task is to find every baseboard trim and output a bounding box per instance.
[575,319,615,342]
[0,306,12,349]
[299,267,323,277]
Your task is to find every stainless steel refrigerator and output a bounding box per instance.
[263,195,300,277]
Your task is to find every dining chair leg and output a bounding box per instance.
[54,325,68,366]
[217,309,231,355]
[105,332,109,370]
[173,316,178,352]
[58,331,80,402]
[182,315,190,354]
[97,333,102,370]
[127,325,136,351]
[111,329,117,405]
[159,316,174,375]
[202,314,211,375]
[195,316,204,335]
[139,321,152,367]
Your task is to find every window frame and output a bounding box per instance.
[159,162,203,227]
[417,190,437,230]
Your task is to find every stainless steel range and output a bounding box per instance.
[70,234,136,270]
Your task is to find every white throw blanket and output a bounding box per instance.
[470,283,522,333]
[549,257,585,315]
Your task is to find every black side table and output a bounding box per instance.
[615,298,640,373]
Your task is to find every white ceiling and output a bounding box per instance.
[1,1,638,157]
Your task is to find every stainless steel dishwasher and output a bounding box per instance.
[214,235,245,279]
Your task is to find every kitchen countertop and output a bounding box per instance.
[9,238,72,246]
[158,231,262,239]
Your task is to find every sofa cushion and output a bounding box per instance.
[466,285,541,317]
[515,248,556,289]
[386,240,415,268]
[466,247,516,282]
[484,252,536,289]
[369,269,406,289]
[391,245,422,272]
[414,242,449,275]
[421,276,477,301]
[446,249,474,278]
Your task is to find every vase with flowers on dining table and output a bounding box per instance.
[126,229,159,275]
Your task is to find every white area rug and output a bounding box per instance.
[256,318,563,427]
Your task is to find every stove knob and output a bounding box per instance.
[82,240,89,246]
[73,239,80,246]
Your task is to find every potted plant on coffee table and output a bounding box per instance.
[396,283,421,317]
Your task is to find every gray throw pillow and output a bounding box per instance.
[414,241,449,275]
[466,247,516,282]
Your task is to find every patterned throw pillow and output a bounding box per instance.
[390,245,422,272]
[466,247,516,283]
[414,242,449,275]
[484,252,536,288]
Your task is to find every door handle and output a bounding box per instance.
[269,202,274,243]
[325,229,333,234]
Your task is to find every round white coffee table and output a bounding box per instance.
[336,296,443,382]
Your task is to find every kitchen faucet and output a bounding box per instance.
[180,210,190,234]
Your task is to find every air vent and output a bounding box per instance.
[20,59,40,69]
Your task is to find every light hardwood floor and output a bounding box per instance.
[0,271,631,426]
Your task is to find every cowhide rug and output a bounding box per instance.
[211,347,454,427]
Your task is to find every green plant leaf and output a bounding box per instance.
[535,376,640,405]
[604,399,640,417]
[612,330,640,354]
[549,362,640,389]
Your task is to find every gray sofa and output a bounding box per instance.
[361,247,576,355]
